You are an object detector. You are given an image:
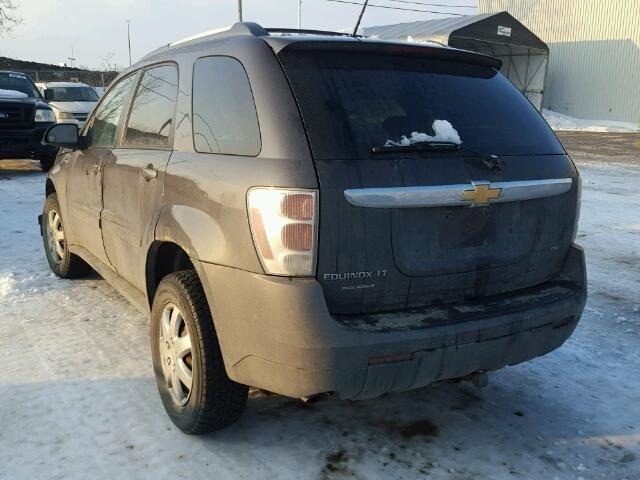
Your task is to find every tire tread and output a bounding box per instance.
[161,271,248,434]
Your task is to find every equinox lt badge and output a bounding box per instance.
[323,270,389,281]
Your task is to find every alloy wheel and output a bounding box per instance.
[46,209,65,262]
[159,303,193,406]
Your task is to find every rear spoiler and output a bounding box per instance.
[270,39,502,70]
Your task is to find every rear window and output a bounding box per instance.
[123,64,178,149]
[279,49,563,159]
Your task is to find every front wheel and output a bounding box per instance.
[151,271,248,434]
[39,153,57,172]
[42,193,91,278]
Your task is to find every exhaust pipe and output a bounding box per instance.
[467,371,489,388]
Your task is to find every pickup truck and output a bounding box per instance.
[0,71,58,171]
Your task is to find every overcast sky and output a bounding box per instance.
[0,0,477,69]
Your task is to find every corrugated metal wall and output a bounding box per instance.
[479,0,640,123]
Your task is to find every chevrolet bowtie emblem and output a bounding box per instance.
[462,182,503,207]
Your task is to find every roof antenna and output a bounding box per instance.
[352,0,368,36]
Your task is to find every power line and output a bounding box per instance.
[386,0,476,9]
[325,0,467,16]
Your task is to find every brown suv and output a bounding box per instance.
[41,23,586,434]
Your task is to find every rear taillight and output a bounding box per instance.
[247,188,318,276]
[571,176,582,243]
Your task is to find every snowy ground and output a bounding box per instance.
[543,109,640,133]
[1,134,639,480]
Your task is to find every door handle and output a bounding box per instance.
[90,164,101,174]
[142,167,158,181]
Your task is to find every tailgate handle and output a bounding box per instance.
[344,178,573,208]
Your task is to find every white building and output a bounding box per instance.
[479,0,640,123]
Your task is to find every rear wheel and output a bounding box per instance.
[42,193,91,278]
[151,271,248,434]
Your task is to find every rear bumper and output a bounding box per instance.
[196,245,587,400]
[0,124,58,159]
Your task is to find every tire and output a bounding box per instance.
[42,193,91,278]
[39,154,57,172]
[151,270,248,434]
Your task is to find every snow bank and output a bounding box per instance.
[0,273,16,299]
[406,36,442,46]
[385,119,462,147]
[0,89,28,99]
[543,109,640,133]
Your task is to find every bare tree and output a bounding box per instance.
[0,0,22,36]
[101,52,117,72]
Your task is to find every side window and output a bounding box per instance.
[192,57,261,156]
[123,64,178,148]
[91,76,135,148]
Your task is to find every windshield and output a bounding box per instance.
[0,72,40,98]
[279,49,564,159]
[46,86,99,102]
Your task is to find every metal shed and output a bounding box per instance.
[364,12,550,110]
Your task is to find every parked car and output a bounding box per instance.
[92,86,106,98]
[0,71,58,171]
[40,22,587,434]
[36,81,99,128]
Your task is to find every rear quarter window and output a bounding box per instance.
[192,56,261,156]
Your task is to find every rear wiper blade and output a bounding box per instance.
[457,145,504,173]
[371,141,504,172]
[372,141,461,154]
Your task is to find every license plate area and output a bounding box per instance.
[391,201,543,277]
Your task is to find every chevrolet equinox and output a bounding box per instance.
[41,23,587,434]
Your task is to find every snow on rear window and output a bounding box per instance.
[384,120,461,147]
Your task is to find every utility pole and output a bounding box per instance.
[67,45,76,68]
[126,20,132,67]
[298,0,302,29]
[353,0,368,36]
[237,0,243,22]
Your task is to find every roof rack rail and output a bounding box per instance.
[144,23,366,64]
[265,28,363,38]
[169,22,269,46]
[168,24,361,49]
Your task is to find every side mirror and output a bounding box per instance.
[44,123,88,149]
[43,89,54,101]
